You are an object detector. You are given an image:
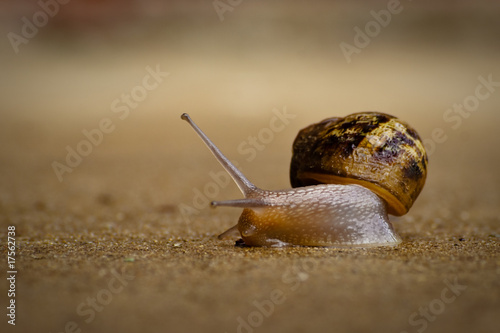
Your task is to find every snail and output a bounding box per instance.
[181,112,427,247]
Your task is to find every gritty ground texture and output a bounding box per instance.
[1,1,500,333]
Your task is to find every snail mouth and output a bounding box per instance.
[295,171,407,216]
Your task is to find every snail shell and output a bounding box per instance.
[290,112,428,216]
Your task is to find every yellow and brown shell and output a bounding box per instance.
[290,112,428,216]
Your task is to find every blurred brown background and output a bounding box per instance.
[0,1,499,333]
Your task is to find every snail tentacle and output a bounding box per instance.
[211,197,269,208]
[217,224,240,240]
[181,113,257,196]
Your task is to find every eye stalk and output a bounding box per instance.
[181,113,256,197]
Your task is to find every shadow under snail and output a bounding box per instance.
[181,112,428,248]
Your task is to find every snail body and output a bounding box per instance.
[181,112,427,247]
[226,185,399,247]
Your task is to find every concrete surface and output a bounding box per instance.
[1,1,499,333]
